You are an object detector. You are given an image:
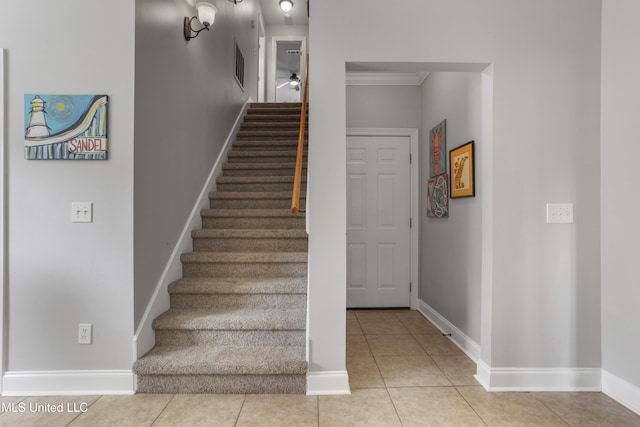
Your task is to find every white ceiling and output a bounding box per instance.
[259,0,308,26]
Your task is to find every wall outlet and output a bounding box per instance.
[78,324,93,345]
[546,203,574,223]
[71,202,93,223]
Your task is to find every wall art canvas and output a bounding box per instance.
[24,94,108,160]
[450,140,475,198]
[427,173,449,218]
[429,119,446,177]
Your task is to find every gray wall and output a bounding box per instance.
[346,85,421,129]
[601,0,640,392]
[134,0,261,327]
[308,0,602,381]
[420,72,482,343]
[0,1,135,371]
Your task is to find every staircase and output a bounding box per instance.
[134,102,308,394]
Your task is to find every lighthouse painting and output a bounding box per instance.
[24,94,108,160]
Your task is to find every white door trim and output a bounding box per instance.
[269,36,307,103]
[346,128,419,310]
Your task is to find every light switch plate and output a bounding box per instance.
[546,203,574,223]
[72,202,93,223]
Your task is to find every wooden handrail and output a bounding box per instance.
[291,53,309,215]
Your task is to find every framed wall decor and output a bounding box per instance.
[427,173,449,218]
[24,94,108,160]
[429,119,446,177]
[449,140,475,198]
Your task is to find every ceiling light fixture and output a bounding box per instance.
[289,73,300,86]
[279,0,294,12]
[184,1,217,41]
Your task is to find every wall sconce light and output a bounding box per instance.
[279,0,293,12]
[184,2,217,41]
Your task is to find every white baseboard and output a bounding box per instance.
[602,369,640,415]
[476,366,601,392]
[2,370,134,396]
[306,371,351,395]
[418,300,480,362]
[132,99,253,361]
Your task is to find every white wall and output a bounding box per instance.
[0,0,135,386]
[134,0,261,327]
[346,85,421,129]
[309,0,602,389]
[601,0,640,409]
[420,72,482,343]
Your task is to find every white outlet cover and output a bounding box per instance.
[546,203,574,223]
[78,323,93,345]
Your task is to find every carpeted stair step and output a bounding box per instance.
[209,191,306,209]
[192,229,308,252]
[226,150,305,163]
[216,176,306,192]
[169,277,307,309]
[201,209,306,229]
[181,251,307,278]
[240,121,304,130]
[244,114,305,122]
[153,303,305,346]
[134,344,307,394]
[222,161,306,177]
[236,130,307,140]
[232,140,308,151]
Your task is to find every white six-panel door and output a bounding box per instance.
[347,135,411,307]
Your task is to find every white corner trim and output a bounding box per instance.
[602,369,640,415]
[132,98,253,361]
[0,48,6,396]
[418,300,480,362]
[477,367,601,392]
[346,72,429,86]
[2,370,135,396]
[306,371,351,395]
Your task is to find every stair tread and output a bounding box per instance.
[227,150,300,157]
[181,251,307,263]
[201,208,304,218]
[134,344,307,375]
[152,307,306,330]
[217,176,305,183]
[192,229,307,238]
[223,162,300,169]
[209,191,305,200]
[169,277,307,294]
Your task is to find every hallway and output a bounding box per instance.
[0,310,639,425]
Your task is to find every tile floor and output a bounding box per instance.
[1,309,639,426]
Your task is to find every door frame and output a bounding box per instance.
[269,36,307,103]
[346,128,420,310]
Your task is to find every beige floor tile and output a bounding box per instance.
[319,388,401,427]
[347,356,385,389]
[399,317,441,334]
[236,394,318,427]
[531,392,640,426]
[414,334,465,356]
[152,394,245,427]
[347,334,372,357]
[359,319,409,335]
[431,354,479,386]
[457,386,567,426]
[346,319,364,335]
[366,334,426,357]
[388,387,485,426]
[375,355,451,387]
[354,310,398,320]
[392,310,426,321]
[346,310,357,320]
[69,394,172,427]
[0,396,100,427]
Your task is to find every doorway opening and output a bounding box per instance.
[270,36,306,102]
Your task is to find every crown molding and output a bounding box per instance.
[346,71,429,86]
